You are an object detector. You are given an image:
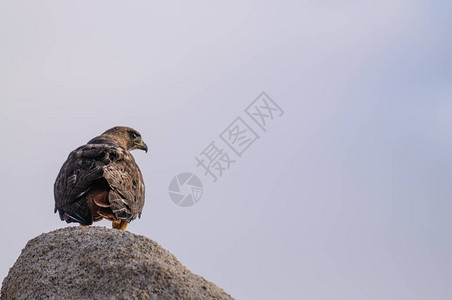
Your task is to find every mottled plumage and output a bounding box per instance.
[54,126,148,230]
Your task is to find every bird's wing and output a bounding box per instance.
[102,152,145,222]
[54,144,125,224]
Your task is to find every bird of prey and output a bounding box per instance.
[54,126,148,231]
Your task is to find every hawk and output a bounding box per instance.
[54,126,148,231]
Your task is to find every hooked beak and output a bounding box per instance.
[134,141,148,153]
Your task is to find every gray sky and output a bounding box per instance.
[1,1,451,299]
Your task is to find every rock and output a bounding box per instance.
[1,226,233,300]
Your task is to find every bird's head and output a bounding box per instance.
[101,126,148,153]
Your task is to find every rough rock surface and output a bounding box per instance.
[1,226,233,300]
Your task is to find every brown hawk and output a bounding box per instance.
[54,126,148,230]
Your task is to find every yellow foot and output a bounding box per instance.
[112,220,128,231]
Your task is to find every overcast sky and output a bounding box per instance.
[0,1,451,299]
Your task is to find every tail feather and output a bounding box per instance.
[63,211,92,225]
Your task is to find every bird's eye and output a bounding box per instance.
[129,131,139,139]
